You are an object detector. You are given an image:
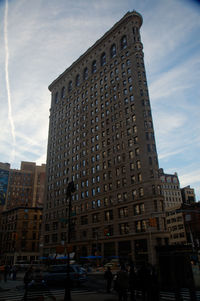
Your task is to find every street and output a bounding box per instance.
[0,271,200,301]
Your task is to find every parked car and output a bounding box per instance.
[43,264,87,287]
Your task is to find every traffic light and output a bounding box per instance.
[104,228,110,236]
[149,217,157,227]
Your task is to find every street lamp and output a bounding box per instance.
[64,181,75,301]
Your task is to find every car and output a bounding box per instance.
[43,264,87,287]
[28,268,47,290]
[104,261,120,271]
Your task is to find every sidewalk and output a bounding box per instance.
[0,278,22,290]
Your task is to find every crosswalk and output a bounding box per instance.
[160,288,200,300]
[134,289,200,301]
[0,287,95,301]
[0,287,199,301]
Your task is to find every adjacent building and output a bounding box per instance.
[5,161,46,210]
[165,206,187,245]
[43,10,169,265]
[0,206,43,264]
[159,168,182,209]
[0,162,10,210]
[180,202,200,250]
[0,161,46,264]
[181,185,196,205]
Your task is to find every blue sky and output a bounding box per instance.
[0,0,200,199]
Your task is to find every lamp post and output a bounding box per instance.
[64,181,75,301]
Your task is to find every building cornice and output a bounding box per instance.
[48,10,142,91]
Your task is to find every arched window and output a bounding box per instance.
[83,67,88,80]
[54,92,58,104]
[121,35,127,50]
[92,60,97,73]
[61,86,65,99]
[68,80,72,92]
[101,52,106,66]
[76,74,80,87]
[110,44,116,58]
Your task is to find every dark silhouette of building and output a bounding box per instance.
[43,11,169,265]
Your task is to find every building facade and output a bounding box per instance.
[0,161,45,264]
[165,205,187,245]
[43,11,169,265]
[181,185,196,205]
[159,168,182,209]
[5,162,46,210]
[0,162,10,210]
[0,206,43,264]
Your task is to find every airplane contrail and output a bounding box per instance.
[4,0,16,162]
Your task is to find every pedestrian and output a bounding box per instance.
[12,265,17,281]
[149,266,160,301]
[116,264,129,301]
[24,266,33,287]
[137,262,152,301]
[104,266,113,293]
[4,264,9,282]
[0,264,4,282]
[23,266,33,300]
[129,262,137,301]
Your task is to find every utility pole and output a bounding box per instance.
[64,181,75,301]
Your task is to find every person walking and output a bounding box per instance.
[137,262,152,301]
[4,265,9,283]
[116,264,129,301]
[104,266,113,293]
[23,266,33,301]
[12,265,17,280]
[129,262,137,301]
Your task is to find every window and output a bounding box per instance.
[121,35,127,49]
[139,187,144,197]
[132,189,137,200]
[81,215,88,225]
[105,210,113,221]
[101,52,106,66]
[110,44,116,58]
[92,188,95,196]
[76,74,80,87]
[136,160,141,169]
[61,86,65,99]
[134,203,145,215]
[118,207,128,218]
[52,233,58,242]
[92,213,100,223]
[119,223,129,234]
[68,81,72,92]
[92,60,97,73]
[54,92,58,104]
[135,220,147,233]
[97,199,101,207]
[129,151,134,159]
[83,67,88,80]
[117,193,122,202]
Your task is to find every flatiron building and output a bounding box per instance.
[43,10,169,265]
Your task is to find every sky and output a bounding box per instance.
[0,0,200,200]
